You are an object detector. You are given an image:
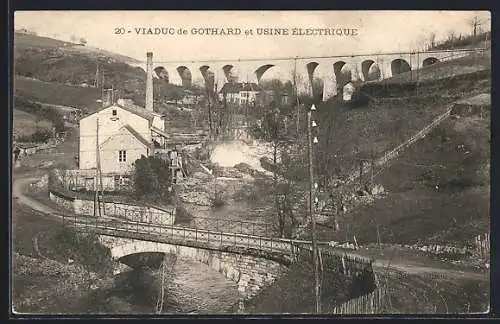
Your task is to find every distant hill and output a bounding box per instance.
[13,32,186,112]
[427,31,490,51]
[14,32,140,64]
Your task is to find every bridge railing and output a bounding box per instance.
[65,215,371,264]
[176,216,274,237]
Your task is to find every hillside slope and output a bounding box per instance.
[379,50,491,84]
[316,109,490,245]
[15,76,102,112]
[315,67,490,182]
[14,32,185,109]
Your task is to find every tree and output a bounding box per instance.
[261,105,301,237]
[70,35,78,43]
[133,155,173,202]
[427,31,437,50]
[79,37,87,46]
[469,16,483,37]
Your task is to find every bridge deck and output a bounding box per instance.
[65,216,372,264]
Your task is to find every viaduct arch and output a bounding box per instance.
[126,48,481,100]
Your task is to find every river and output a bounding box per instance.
[78,258,240,314]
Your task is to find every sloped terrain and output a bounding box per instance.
[375,269,489,314]
[14,33,185,111]
[15,76,102,112]
[315,67,490,181]
[240,254,353,314]
[316,112,490,246]
[13,108,53,138]
[379,50,491,84]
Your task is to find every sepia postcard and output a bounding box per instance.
[10,10,491,316]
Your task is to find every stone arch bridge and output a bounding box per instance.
[67,216,373,301]
[130,48,483,99]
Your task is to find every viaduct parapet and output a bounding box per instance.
[128,48,483,99]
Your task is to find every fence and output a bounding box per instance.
[474,232,490,260]
[331,287,387,315]
[49,168,133,193]
[345,104,453,184]
[178,216,273,237]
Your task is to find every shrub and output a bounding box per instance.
[211,190,226,208]
[133,155,174,203]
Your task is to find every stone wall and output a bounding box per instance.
[49,189,176,225]
[103,238,289,300]
[49,191,75,211]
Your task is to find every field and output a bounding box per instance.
[14,76,102,112]
[13,108,53,137]
[13,126,79,174]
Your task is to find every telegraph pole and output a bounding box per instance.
[94,118,100,217]
[293,57,300,136]
[307,104,321,314]
[96,117,104,216]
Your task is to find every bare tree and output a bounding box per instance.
[427,32,436,50]
[469,16,483,37]
[447,30,456,43]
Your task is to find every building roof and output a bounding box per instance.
[81,101,161,122]
[219,82,261,94]
[99,124,152,149]
[123,125,153,148]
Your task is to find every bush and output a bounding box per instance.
[133,155,174,203]
[211,190,226,208]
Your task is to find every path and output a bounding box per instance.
[13,177,61,216]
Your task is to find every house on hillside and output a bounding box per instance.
[219,82,261,106]
[78,98,166,177]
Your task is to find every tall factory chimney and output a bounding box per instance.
[146,52,154,111]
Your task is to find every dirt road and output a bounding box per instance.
[12,177,61,217]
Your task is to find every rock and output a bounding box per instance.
[370,184,385,196]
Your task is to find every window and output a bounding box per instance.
[118,150,127,162]
[112,109,117,116]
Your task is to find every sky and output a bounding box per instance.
[15,11,490,63]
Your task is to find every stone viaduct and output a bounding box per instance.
[129,48,481,100]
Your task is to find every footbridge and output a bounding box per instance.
[64,215,373,300]
[129,48,486,99]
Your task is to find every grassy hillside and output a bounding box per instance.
[378,51,491,85]
[316,113,490,245]
[14,32,78,49]
[13,108,53,138]
[314,67,490,182]
[14,32,139,63]
[14,32,185,109]
[15,76,102,112]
